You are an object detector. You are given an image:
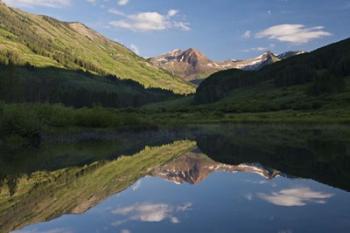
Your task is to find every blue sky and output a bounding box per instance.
[3,0,350,60]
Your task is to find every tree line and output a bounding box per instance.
[0,64,178,108]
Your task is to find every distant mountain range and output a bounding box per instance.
[149,48,305,82]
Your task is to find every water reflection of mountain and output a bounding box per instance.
[0,125,349,232]
[152,151,281,185]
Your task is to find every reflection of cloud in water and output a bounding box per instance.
[12,228,73,233]
[245,193,253,201]
[258,187,333,207]
[120,229,131,233]
[112,202,192,225]
[278,230,293,233]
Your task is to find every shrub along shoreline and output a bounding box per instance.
[1,102,349,148]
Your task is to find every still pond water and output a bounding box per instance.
[1,124,350,233]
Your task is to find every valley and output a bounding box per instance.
[0,1,349,233]
[0,1,349,159]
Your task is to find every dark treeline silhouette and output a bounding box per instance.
[0,63,179,108]
[195,38,350,104]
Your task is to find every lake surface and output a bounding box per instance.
[1,124,350,233]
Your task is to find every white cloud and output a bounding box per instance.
[245,193,253,201]
[170,216,180,224]
[172,21,191,31]
[258,187,333,207]
[110,10,190,32]
[120,230,131,233]
[256,24,331,44]
[3,0,70,7]
[167,9,178,17]
[118,0,129,6]
[242,30,251,39]
[112,202,192,224]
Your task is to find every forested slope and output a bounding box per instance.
[195,38,350,106]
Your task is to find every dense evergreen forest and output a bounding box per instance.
[0,63,178,108]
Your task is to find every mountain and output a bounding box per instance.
[194,38,350,111]
[0,2,194,95]
[149,48,216,82]
[278,51,306,60]
[149,48,303,82]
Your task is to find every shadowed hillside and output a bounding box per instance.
[195,38,350,110]
[0,64,180,108]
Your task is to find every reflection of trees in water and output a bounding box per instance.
[195,125,350,191]
[0,173,21,197]
[0,125,349,233]
[0,128,196,194]
[6,176,18,196]
[0,140,196,233]
[1,125,350,197]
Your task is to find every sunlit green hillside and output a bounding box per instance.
[0,2,195,94]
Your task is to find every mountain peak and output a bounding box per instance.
[183,48,207,57]
[185,48,201,54]
[180,48,211,65]
[262,50,275,56]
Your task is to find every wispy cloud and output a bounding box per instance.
[243,47,269,52]
[120,230,131,233]
[242,30,251,39]
[118,0,129,6]
[258,187,333,207]
[86,0,96,4]
[256,24,331,44]
[112,202,192,225]
[3,0,70,8]
[108,8,126,16]
[109,10,190,32]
